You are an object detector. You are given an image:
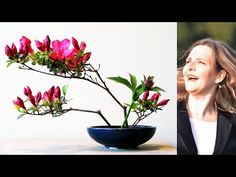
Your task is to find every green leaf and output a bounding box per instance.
[6,61,13,67]
[17,114,26,120]
[132,84,143,101]
[129,73,137,91]
[62,84,69,96]
[107,76,133,91]
[131,102,138,110]
[150,86,165,93]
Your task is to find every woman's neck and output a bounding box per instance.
[187,94,218,122]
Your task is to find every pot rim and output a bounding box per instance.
[87,125,156,130]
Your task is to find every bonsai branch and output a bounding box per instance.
[20,63,127,119]
[132,111,154,127]
[25,107,111,126]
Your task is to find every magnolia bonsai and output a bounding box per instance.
[5,35,169,128]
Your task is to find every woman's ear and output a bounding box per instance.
[215,70,226,84]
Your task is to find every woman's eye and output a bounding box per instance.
[199,61,205,64]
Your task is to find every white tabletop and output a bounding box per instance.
[0,137,176,155]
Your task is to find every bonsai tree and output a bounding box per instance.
[5,35,169,128]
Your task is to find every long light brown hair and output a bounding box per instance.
[177,38,236,113]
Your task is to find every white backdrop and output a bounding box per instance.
[0,22,177,147]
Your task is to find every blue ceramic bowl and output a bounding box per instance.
[87,125,156,149]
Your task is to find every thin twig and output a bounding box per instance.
[25,107,111,126]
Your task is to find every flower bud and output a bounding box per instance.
[80,41,86,51]
[53,86,61,99]
[5,45,13,57]
[11,43,17,55]
[144,76,154,90]
[13,97,26,110]
[35,92,42,104]
[24,86,32,97]
[150,93,159,102]
[72,37,80,51]
[81,52,92,63]
[157,99,170,107]
[142,91,149,101]
[44,35,51,51]
[28,94,36,107]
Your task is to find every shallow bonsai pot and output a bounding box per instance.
[87,125,156,149]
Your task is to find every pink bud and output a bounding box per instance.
[144,76,154,90]
[28,94,36,107]
[157,99,170,107]
[142,91,149,101]
[24,86,32,97]
[35,40,44,51]
[5,45,13,57]
[150,93,159,102]
[48,86,55,100]
[44,35,51,51]
[80,41,86,51]
[72,37,80,51]
[35,92,42,104]
[13,97,26,110]
[11,43,17,55]
[53,86,61,99]
[81,52,92,63]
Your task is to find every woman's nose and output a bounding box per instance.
[188,62,196,71]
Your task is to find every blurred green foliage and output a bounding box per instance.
[177,22,236,67]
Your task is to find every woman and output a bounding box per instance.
[177,38,236,155]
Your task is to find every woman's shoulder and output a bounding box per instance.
[177,99,186,108]
[219,110,236,125]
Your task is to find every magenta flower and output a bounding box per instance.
[11,43,17,55]
[35,35,51,52]
[5,45,13,57]
[50,39,71,60]
[28,94,36,107]
[144,76,154,90]
[24,86,32,97]
[13,97,26,110]
[142,91,149,101]
[157,99,170,107]
[72,37,80,51]
[81,52,92,63]
[53,86,61,100]
[150,93,159,101]
[19,36,34,56]
[35,92,42,104]
[43,86,55,101]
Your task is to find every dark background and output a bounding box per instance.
[178,22,236,67]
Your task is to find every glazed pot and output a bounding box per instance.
[87,125,156,149]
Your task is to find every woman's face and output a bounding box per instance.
[183,45,218,96]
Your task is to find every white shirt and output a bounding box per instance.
[189,117,217,155]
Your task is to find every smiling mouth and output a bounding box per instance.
[187,75,199,81]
